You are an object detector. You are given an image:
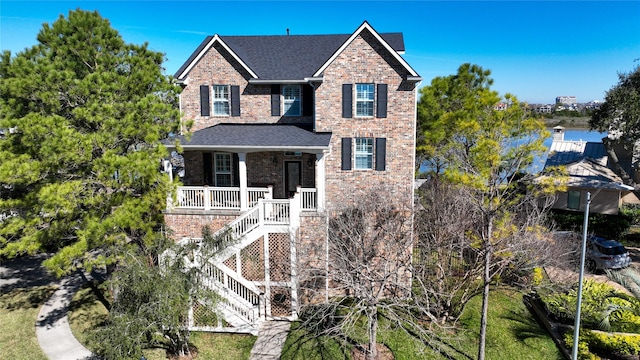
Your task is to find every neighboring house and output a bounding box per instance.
[162,21,421,334]
[540,126,636,215]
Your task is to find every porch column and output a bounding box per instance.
[316,152,326,212]
[239,152,248,211]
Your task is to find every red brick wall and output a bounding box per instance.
[179,43,313,132]
[296,213,328,304]
[164,211,238,241]
[314,30,417,211]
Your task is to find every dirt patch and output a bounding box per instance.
[351,343,394,360]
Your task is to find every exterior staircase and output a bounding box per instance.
[171,196,301,335]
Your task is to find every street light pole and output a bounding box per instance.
[571,191,591,359]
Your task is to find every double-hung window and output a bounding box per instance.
[212,85,230,116]
[567,190,581,210]
[214,153,232,186]
[355,83,374,117]
[354,138,374,170]
[283,85,301,116]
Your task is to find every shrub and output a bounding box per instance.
[548,209,633,240]
[541,279,640,333]
[620,204,640,226]
[566,330,640,358]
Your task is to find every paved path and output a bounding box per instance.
[1,255,97,360]
[249,320,291,360]
[35,273,97,360]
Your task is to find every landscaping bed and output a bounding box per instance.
[531,276,640,360]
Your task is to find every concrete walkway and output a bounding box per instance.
[1,255,96,360]
[35,272,97,360]
[249,320,291,360]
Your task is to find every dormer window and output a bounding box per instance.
[283,85,301,116]
[213,85,230,116]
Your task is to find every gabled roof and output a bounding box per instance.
[541,158,634,191]
[163,124,332,153]
[544,140,607,168]
[175,21,420,82]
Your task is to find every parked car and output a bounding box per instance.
[586,236,631,271]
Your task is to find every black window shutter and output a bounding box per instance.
[376,84,388,118]
[200,85,210,116]
[202,153,213,185]
[271,85,281,116]
[232,153,240,186]
[231,85,240,117]
[341,138,352,170]
[342,84,352,118]
[375,138,386,171]
[302,84,313,116]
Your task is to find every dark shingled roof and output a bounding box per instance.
[175,32,405,80]
[164,124,332,151]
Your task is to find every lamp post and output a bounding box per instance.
[571,192,591,359]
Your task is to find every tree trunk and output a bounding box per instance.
[603,137,633,185]
[478,213,494,360]
[478,242,491,360]
[367,305,378,360]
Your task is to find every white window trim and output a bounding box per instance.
[214,152,232,186]
[283,85,301,116]
[355,83,374,118]
[212,85,230,116]
[354,137,374,170]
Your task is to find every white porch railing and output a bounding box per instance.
[171,185,317,212]
[299,187,317,211]
[173,186,273,210]
[248,187,272,207]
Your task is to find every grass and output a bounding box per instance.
[455,290,563,360]
[67,283,257,360]
[543,116,591,129]
[0,286,57,360]
[281,289,563,360]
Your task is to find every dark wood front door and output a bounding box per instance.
[284,161,301,198]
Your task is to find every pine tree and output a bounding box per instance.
[417,63,556,360]
[0,9,180,276]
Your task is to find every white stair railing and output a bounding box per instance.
[199,261,262,325]
[176,195,302,331]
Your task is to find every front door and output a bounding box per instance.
[284,161,301,198]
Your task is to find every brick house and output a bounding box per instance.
[162,21,421,334]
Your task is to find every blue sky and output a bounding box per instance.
[2,1,639,104]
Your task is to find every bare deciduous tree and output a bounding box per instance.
[414,177,575,325]
[297,189,431,360]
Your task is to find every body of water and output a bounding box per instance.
[419,128,607,175]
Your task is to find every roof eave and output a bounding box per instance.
[313,21,420,78]
[173,144,330,153]
[248,77,324,85]
[176,35,259,81]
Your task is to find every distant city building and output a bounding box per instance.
[556,96,577,106]
[585,100,602,110]
[535,105,553,113]
[494,102,507,111]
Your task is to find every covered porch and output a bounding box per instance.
[163,124,332,212]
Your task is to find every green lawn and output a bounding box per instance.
[0,286,57,360]
[282,289,563,360]
[67,284,256,360]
